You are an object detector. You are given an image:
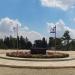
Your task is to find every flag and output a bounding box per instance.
[13,24,18,32]
[13,24,19,38]
[50,26,56,33]
[13,26,17,32]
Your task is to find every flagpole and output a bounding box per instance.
[50,25,56,51]
[17,24,18,50]
[54,0,56,51]
[55,25,56,51]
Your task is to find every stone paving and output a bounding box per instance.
[0,50,75,68]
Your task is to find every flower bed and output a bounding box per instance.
[6,51,31,58]
[6,51,69,58]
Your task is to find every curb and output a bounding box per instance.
[0,55,75,62]
[0,64,75,69]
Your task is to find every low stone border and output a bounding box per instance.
[0,54,75,69]
[0,50,75,69]
[0,64,75,69]
[0,54,75,61]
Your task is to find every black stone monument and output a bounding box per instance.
[31,48,47,54]
[31,40,47,54]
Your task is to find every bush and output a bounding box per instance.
[6,51,69,58]
[6,51,31,58]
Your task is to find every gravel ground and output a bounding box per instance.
[0,67,75,75]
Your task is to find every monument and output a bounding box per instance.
[31,40,47,54]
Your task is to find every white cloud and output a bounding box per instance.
[0,17,42,43]
[19,31,42,43]
[40,0,75,11]
[47,19,75,39]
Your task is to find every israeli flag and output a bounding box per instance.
[50,26,56,33]
[13,24,18,32]
[13,26,17,32]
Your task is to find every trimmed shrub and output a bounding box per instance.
[6,51,69,58]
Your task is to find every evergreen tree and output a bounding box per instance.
[0,39,5,49]
[34,40,42,48]
[4,37,10,49]
[9,36,17,49]
[62,30,71,50]
[48,37,55,49]
[19,36,26,49]
[26,41,32,49]
[55,38,62,50]
[42,37,47,48]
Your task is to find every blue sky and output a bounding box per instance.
[0,0,75,42]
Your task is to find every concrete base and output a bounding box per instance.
[0,50,75,69]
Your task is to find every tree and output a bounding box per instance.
[9,36,17,49]
[55,38,62,50]
[42,37,47,48]
[69,40,75,50]
[19,36,32,49]
[62,30,71,50]
[4,37,10,49]
[34,40,42,48]
[26,41,32,49]
[33,38,47,48]
[19,36,26,49]
[48,37,62,50]
[48,37,55,49]
[0,39,5,49]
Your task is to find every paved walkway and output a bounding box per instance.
[0,57,75,68]
[0,50,75,68]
